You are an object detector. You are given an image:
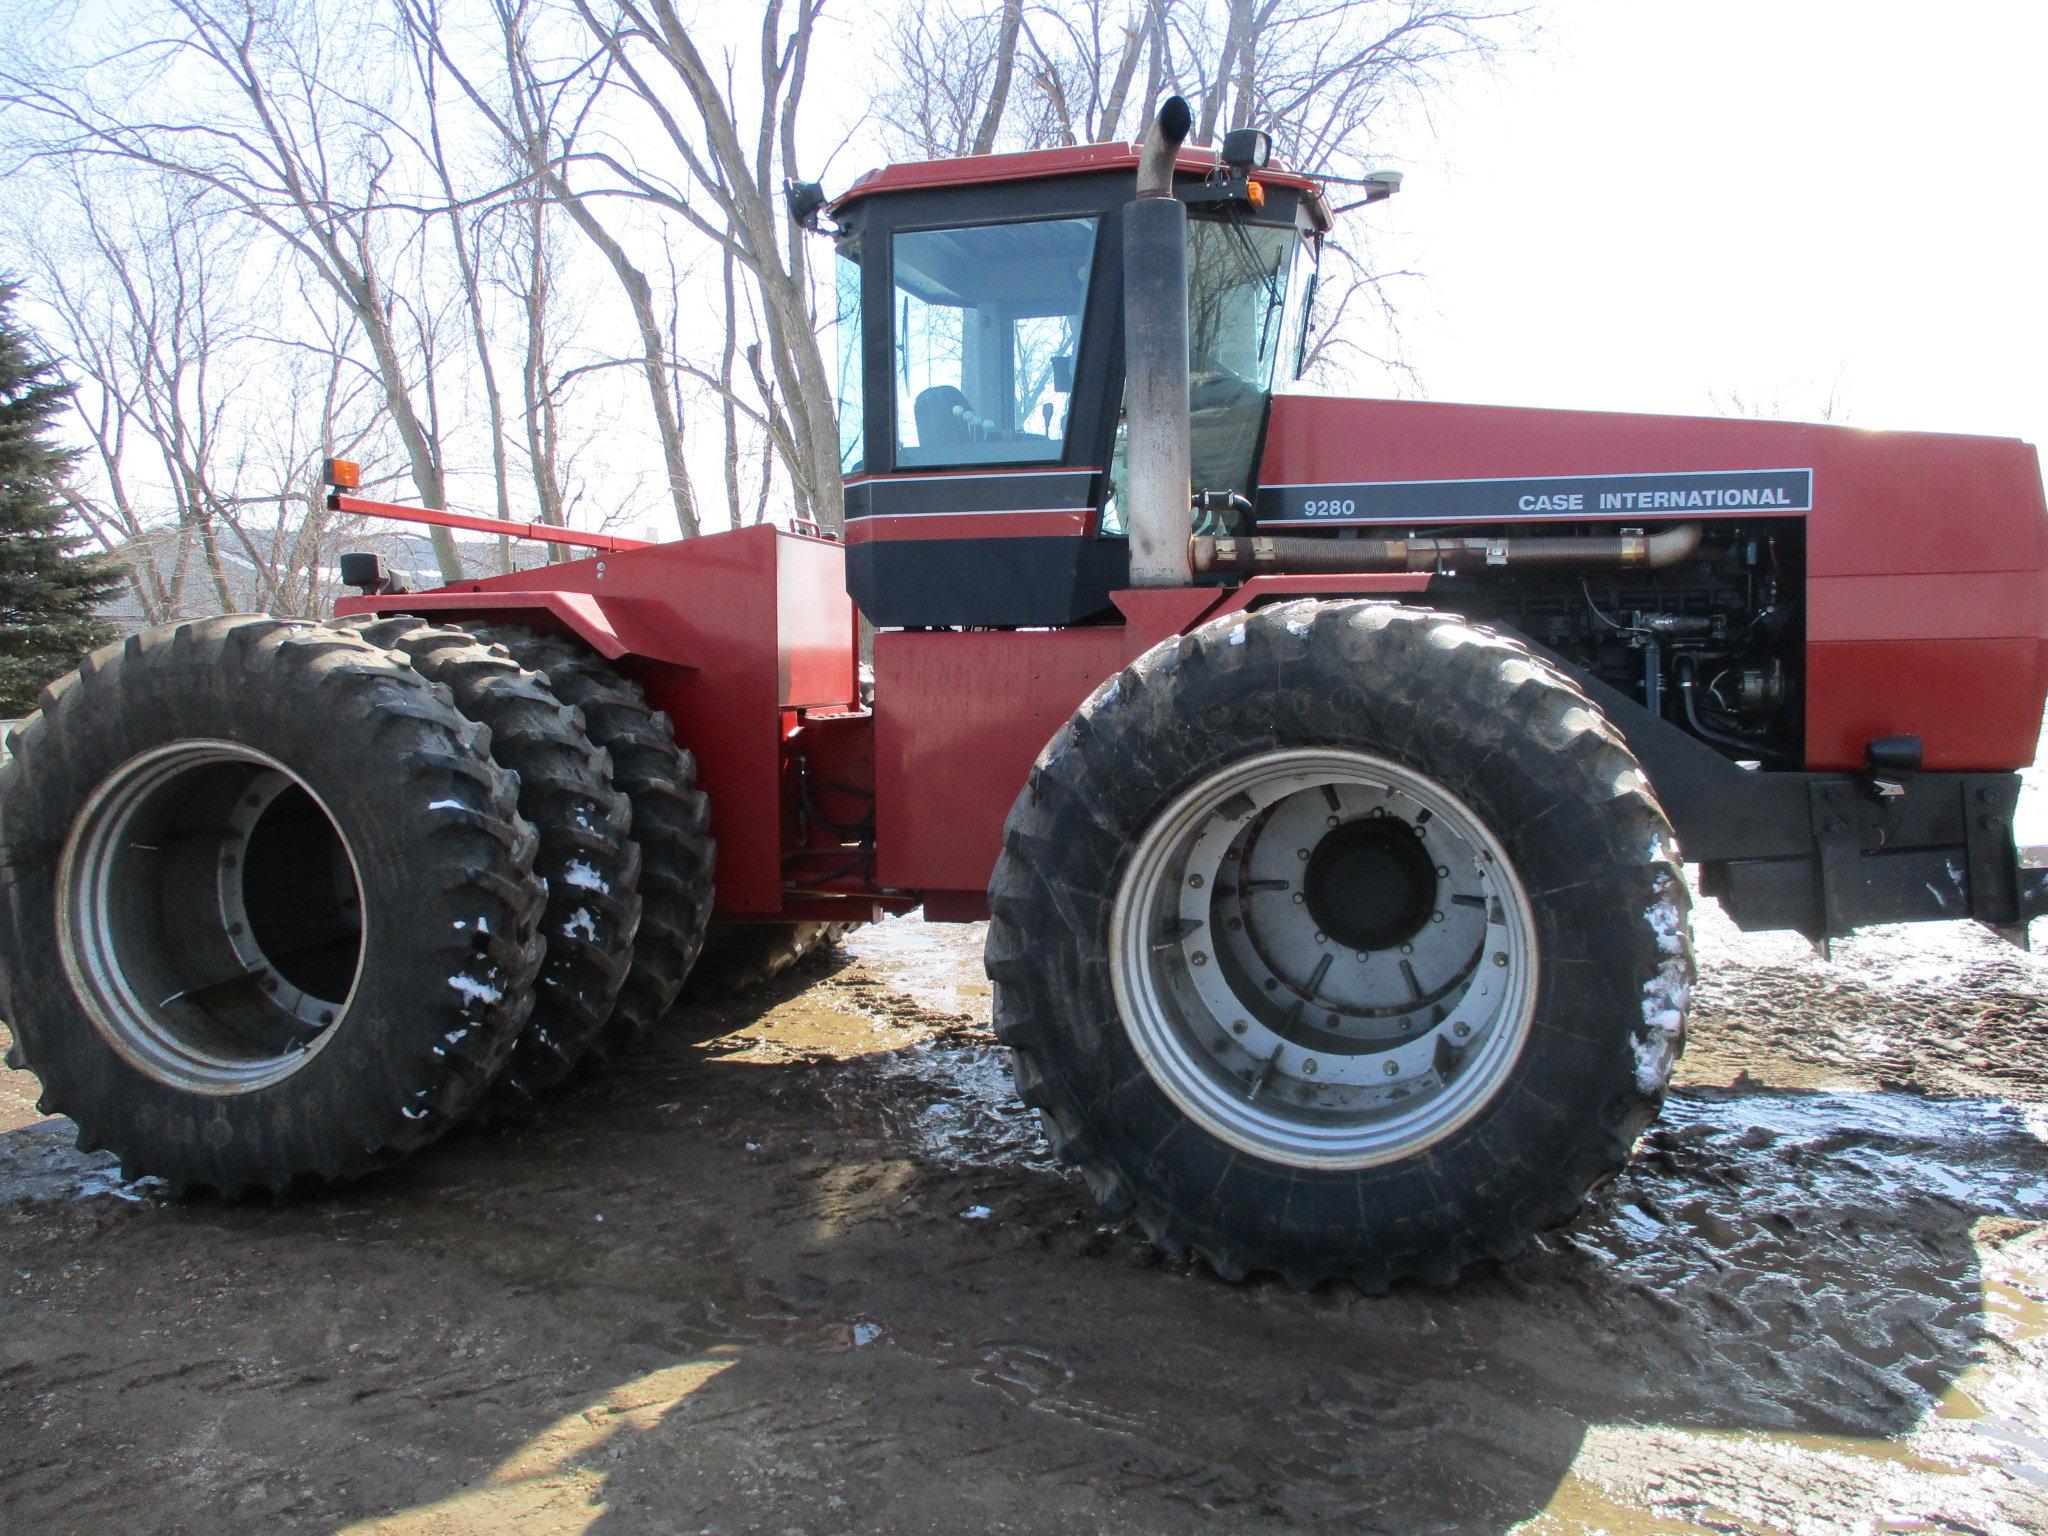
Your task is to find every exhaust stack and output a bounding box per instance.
[1124,97,1194,588]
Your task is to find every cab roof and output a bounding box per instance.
[830,141,1333,231]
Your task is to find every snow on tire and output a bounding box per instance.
[469,626,715,1057]
[341,617,643,1107]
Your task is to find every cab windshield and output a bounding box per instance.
[1187,216,1299,504]
[1105,215,1305,534]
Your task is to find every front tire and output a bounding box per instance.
[985,600,1692,1289]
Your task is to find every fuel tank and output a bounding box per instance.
[1257,395,2048,772]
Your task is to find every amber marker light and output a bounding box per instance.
[323,457,362,490]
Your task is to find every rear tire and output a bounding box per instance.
[470,627,715,1056]
[341,618,642,1105]
[986,600,1692,1289]
[0,617,546,1195]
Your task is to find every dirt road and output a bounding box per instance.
[4,894,2046,1532]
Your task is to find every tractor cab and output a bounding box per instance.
[826,141,1332,628]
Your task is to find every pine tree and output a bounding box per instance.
[0,277,119,717]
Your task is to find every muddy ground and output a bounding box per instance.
[5,830,2048,1531]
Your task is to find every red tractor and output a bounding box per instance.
[4,100,2043,1289]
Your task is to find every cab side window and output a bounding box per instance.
[892,217,1097,468]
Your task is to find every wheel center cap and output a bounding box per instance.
[1302,818,1438,952]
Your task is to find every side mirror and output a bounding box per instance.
[1051,353,1075,393]
[1220,128,1271,170]
[784,179,829,232]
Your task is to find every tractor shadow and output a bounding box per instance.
[1,950,2044,1532]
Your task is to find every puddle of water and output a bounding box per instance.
[838,1029,1052,1174]
[1576,1090,2048,1285]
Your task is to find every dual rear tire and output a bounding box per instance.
[0,615,713,1195]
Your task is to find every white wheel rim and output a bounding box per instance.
[56,740,366,1095]
[1109,747,1539,1169]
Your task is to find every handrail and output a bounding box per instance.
[327,492,651,554]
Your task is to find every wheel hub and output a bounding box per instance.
[1110,748,1538,1169]
[1302,817,1438,952]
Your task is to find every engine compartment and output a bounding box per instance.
[1425,521,1806,766]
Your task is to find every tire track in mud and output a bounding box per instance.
[2,893,2046,1534]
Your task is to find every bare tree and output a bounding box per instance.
[875,0,1031,157]
[1017,0,1164,147]
[876,1,1524,384]
[400,0,707,537]
[563,0,843,529]
[20,164,388,623]
[0,0,476,580]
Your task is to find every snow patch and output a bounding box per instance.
[1645,891,1687,956]
[561,860,607,893]
[1284,614,1311,636]
[851,1322,883,1347]
[70,1168,164,1204]
[959,1204,993,1221]
[562,908,598,943]
[1227,623,1248,646]
[1637,883,1692,1093]
[427,798,467,813]
[448,974,503,1007]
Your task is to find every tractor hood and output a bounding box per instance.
[1255,393,2048,773]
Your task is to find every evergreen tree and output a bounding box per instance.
[0,278,118,716]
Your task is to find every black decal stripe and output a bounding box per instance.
[846,470,1102,519]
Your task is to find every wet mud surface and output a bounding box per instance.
[4,894,2048,1531]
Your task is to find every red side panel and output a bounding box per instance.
[1260,396,2048,771]
[873,578,1428,913]
[873,626,1139,900]
[338,524,858,916]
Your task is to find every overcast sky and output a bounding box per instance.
[1349,0,2046,449]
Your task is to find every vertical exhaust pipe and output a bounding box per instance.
[1124,96,1194,588]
